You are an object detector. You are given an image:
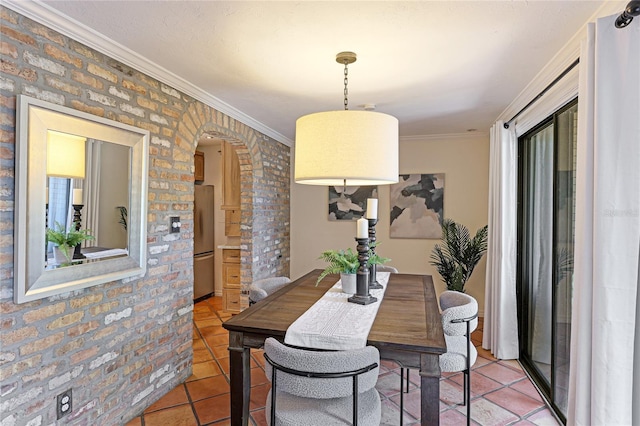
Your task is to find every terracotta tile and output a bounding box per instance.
[124,417,142,426]
[195,318,223,328]
[510,420,538,425]
[484,387,545,417]
[192,338,206,350]
[143,404,198,426]
[188,360,223,382]
[510,378,544,402]
[389,386,422,420]
[448,370,503,397]
[476,346,498,361]
[499,359,524,372]
[204,333,230,348]
[251,366,269,387]
[211,419,232,426]
[472,354,494,368]
[380,397,417,425]
[376,371,405,397]
[475,362,525,385]
[218,357,230,375]
[212,344,230,359]
[251,408,268,426]
[381,359,401,371]
[249,383,271,411]
[144,385,189,413]
[200,324,228,337]
[438,378,465,406]
[440,408,473,426]
[525,407,561,425]
[186,375,230,401]
[193,346,214,363]
[193,310,218,321]
[460,398,518,426]
[193,393,230,424]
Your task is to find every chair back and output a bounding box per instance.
[264,338,379,399]
[376,265,398,273]
[249,277,291,303]
[440,291,478,336]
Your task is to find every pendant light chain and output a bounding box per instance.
[343,61,349,111]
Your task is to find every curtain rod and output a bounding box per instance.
[615,0,640,28]
[503,58,580,129]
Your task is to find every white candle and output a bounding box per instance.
[365,198,378,219]
[72,188,83,205]
[356,217,368,238]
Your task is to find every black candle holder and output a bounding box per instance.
[367,218,383,290]
[72,204,86,260]
[348,237,377,305]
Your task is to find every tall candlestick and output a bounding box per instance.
[356,217,368,238]
[72,188,83,205]
[365,198,378,219]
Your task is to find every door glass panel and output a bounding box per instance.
[553,103,577,414]
[523,123,554,385]
[518,99,577,423]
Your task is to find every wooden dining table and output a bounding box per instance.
[222,269,446,425]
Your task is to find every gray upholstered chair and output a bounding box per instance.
[438,290,479,425]
[399,291,478,425]
[248,277,291,305]
[263,337,381,426]
[376,265,398,273]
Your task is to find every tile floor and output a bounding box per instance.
[125,297,561,426]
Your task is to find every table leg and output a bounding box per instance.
[229,331,251,426]
[420,353,441,425]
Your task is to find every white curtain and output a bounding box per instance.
[568,14,640,426]
[84,139,101,247]
[483,121,519,359]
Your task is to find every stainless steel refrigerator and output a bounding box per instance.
[194,185,215,300]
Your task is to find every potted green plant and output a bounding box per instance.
[46,222,94,265]
[429,219,488,293]
[317,246,391,293]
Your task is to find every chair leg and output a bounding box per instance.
[465,367,471,426]
[405,369,410,393]
[399,368,404,426]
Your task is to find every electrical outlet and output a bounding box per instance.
[56,389,72,420]
[170,216,181,233]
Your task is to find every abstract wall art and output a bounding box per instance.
[389,173,444,238]
[328,185,378,221]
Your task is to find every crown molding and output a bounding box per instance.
[400,132,489,143]
[496,0,627,123]
[3,0,294,147]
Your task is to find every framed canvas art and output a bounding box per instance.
[389,173,444,238]
[328,185,378,221]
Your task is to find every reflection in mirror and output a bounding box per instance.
[14,95,149,303]
[45,137,131,269]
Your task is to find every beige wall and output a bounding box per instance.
[290,133,490,313]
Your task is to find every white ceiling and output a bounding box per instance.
[24,1,612,143]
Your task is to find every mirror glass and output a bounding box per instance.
[45,138,130,269]
[14,95,149,303]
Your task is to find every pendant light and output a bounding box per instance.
[294,52,399,186]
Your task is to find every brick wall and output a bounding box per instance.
[0,6,290,425]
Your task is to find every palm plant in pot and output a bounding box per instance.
[46,221,94,265]
[317,246,391,294]
[429,219,488,293]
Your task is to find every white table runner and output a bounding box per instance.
[284,272,390,350]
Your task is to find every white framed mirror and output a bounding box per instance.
[14,95,149,303]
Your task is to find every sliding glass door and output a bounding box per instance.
[517,100,577,422]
